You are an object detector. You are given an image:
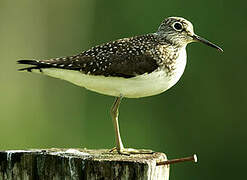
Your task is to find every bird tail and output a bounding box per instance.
[17,60,50,72]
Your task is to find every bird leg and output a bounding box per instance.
[110,96,154,155]
[110,96,125,153]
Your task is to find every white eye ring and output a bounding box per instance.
[172,22,183,31]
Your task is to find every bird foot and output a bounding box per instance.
[110,147,154,155]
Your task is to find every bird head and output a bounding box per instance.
[157,17,223,52]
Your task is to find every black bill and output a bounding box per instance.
[193,35,223,52]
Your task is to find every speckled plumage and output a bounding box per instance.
[18,33,180,78]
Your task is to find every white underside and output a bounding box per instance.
[31,48,187,98]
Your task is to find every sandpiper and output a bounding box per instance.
[18,17,223,155]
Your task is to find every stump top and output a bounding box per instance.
[0,148,169,180]
[0,148,167,163]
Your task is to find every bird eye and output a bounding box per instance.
[173,22,183,31]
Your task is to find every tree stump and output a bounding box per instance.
[0,148,169,180]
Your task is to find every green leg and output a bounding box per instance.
[110,96,154,155]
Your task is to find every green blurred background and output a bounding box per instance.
[0,0,246,179]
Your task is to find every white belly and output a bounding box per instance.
[32,48,187,98]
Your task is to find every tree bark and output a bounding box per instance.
[0,148,169,180]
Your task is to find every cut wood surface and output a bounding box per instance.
[0,148,169,180]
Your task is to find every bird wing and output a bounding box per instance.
[18,35,159,78]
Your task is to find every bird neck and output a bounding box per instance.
[155,32,186,49]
